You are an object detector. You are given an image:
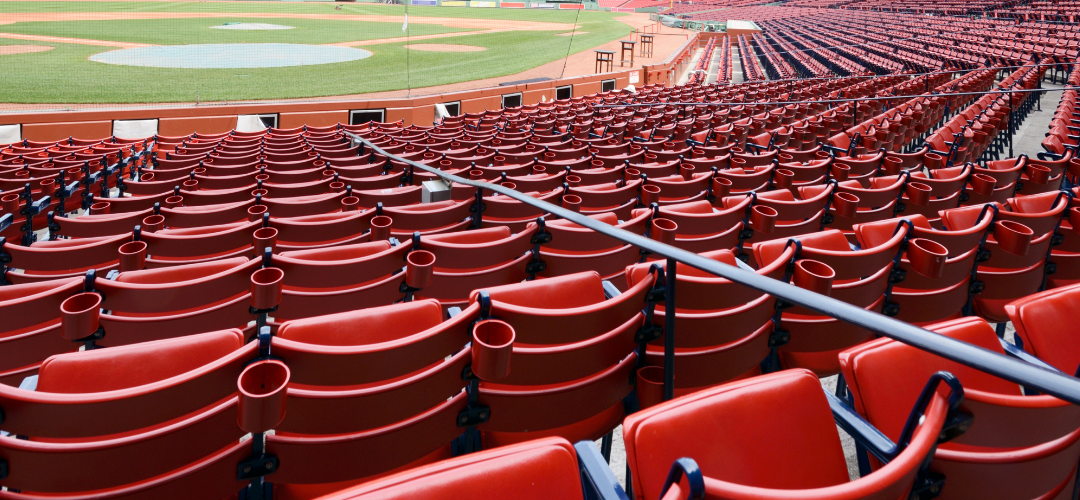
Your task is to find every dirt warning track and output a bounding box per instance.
[0,12,579,32]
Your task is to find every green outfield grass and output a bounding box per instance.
[0,2,632,104]
[0,1,597,22]
[0,18,468,45]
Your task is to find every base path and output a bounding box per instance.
[0,32,150,48]
[0,44,53,54]
[405,44,487,52]
[327,29,513,47]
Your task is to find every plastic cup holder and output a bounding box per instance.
[89,201,111,215]
[680,164,696,181]
[994,220,1034,256]
[370,215,392,241]
[831,163,851,182]
[750,205,778,233]
[712,177,732,199]
[1026,164,1051,185]
[923,153,945,170]
[1068,158,1080,179]
[237,360,290,434]
[969,173,997,196]
[250,267,284,310]
[60,292,103,341]
[641,184,661,206]
[562,194,582,213]
[773,169,794,189]
[908,238,948,279]
[39,178,56,196]
[905,181,932,207]
[833,192,859,219]
[406,250,436,289]
[471,319,515,382]
[1,193,19,213]
[247,204,268,222]
[165,195,183,208]
[882,156,903,175]
[793,259,835,296]
[118,241,148,272]
[650,218,678,245]
[635,366,667,410]
[142,214,165,232]
[253,227,278,258]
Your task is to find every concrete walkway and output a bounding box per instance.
[1010,82,1062,158]
[731,42,745,83]
[704,42,721,84]
[677,47,704,85]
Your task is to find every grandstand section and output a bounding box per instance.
[3,0,1080,499]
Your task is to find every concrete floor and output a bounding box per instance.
[732,44,745,83]
[677,48,705,86]
[704,45,722,85]
[1010,82,1063,159]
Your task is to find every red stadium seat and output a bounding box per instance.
[467,271,652,447]
[623,368,959,500]
[753,228,904,375]
[315,437,626,500]
[840,317,1080,500]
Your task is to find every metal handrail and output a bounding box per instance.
[347,132,1080,406]
[628,62,1070,87]
[592,85,1077,109]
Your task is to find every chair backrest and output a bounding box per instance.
[1005,282,1080,374]
[754,229,900,316]
[38,329,244,394]
[420,225,535,270]
[469,270,651,345]
[276,298,444,348]
[467,271,644,445]
[840,316,1080,448]
[316,437,587,500]
[623,369,947,500]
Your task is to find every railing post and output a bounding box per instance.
[663,257,676,402]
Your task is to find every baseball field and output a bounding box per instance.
[0,1,636,104]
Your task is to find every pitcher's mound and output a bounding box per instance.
[90,44,372,68]
[405,44,486,52]
[0,45,54,55]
